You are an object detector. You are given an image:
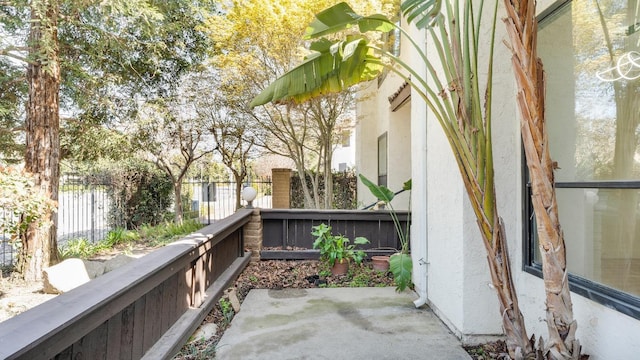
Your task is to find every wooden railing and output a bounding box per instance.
[261,209,410,259]
[0,209,254,360]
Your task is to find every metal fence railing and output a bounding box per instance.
[182,178,273,224]
[0,177,272,266]
[1,208,17,267]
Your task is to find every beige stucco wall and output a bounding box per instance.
[355,71,411,210]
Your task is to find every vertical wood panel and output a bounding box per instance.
[185,263,195,307]
[116,303,135,360]
[131,297,146,359]
[178,266,191,311]
[142,284,164,353]
[192,257,205,307]
[161,273,179,333]
[71,321,107,360]
[106,309,123,360]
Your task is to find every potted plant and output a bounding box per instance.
[359,174,412,291]
[311,223,369,275]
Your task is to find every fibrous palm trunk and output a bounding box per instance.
[503,1,583,358]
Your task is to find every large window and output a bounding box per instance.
[528,0,640,318]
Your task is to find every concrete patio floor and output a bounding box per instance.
[215,287,471,359]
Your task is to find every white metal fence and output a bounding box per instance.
[0,177,272,266]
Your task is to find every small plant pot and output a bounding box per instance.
[331,260,349,276]
[371,255,390,271]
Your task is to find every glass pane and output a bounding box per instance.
[533,188,640,297]
[539,1,640,182]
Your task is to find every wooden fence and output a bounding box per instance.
[0,209,253,360]
[260,209,410,259]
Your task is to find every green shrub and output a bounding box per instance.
[59,219,203,259]
[59,238,99,258]
[99,160,173,229]
[290,169,357,209]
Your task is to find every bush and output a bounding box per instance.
[98,160,173,229]
[0,167,56,266]
[290,169,357,209]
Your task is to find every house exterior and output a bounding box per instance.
[331,125,356,172]
[355,0,640,358]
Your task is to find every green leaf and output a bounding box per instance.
[354,236,370,245]
[400,0,443,29]
[304,2,394,40]
[403,179,412,191]
[358,174,395,203]
[389,253,413,292]
[250,36,382,107]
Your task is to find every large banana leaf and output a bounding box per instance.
[305,2,395,39]
[249,36,382,107]
[250,2,398,108]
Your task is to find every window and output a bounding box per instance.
[378,133,388,187]
[527,0,640,318]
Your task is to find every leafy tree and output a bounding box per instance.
[131,94,210,224]
[0,60,26,164]
[60,114,132,162]
[202,0,396,209]
[0,0,216,280]
[195,90,259,210]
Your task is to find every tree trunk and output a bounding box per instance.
[482,213,533,359]
[503,1,582,358]
[174,181,183,224]
[22,0,61,281]
[233,172,243,210]
[323,139,334,209]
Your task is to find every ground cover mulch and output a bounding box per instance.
[172,259,508,360]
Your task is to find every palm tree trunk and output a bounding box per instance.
[483,212,533,359]
[23,0,61,281]
[503,1,582,358]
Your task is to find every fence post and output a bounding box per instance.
[243,209,263,261]
[271,168,291,209]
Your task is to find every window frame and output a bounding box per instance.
[523,176,640,319]
[523,0,640,320]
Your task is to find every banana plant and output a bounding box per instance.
[250,1,535,357]
[360,174,412,291]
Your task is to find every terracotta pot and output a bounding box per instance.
[331,260,349,275]
[371,255,390,271]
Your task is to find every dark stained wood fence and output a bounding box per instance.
[261,209,410,259]
[0,209,254,360]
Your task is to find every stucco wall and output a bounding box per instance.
[356,71,411,210]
